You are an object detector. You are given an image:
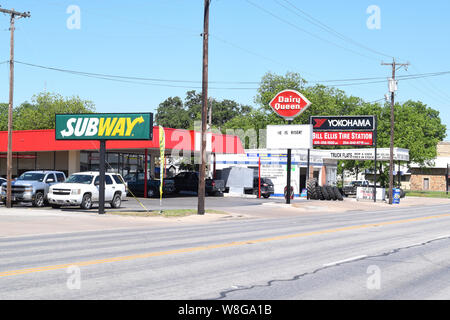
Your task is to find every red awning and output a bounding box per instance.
[0,127,244,154]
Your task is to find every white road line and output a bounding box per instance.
[323,255,367,267]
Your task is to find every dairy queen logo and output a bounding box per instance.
[269,89,311,120]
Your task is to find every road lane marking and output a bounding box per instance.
[323,255,368,267]
[1,212,450,278]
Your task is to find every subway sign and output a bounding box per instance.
[55,113,153,140]
[310,116,375,131]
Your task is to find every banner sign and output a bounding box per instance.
[323,148,410,161]
[266,124,313,149]
[55,113,153,140]
[310,116,375,131]
[313,131,374,146]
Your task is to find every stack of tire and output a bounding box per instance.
[306,179,343,201]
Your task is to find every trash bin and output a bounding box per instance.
[392,188,401,204]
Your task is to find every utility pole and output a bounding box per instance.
[0,7,30,208]
[198,0,210,215]
[381,58,408,204]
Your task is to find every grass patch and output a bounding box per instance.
[405,190,450,199]
[106,209,228,218]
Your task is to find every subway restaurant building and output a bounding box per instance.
[0,127,244,178]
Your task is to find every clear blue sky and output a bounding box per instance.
[0,0,449,137]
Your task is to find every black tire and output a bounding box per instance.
[81,193,93,210]
[51,204,61,209]
[315,186,324,200]
[262,193,270,199]
[110,192,122,208]
[327,186,337,201]
[306,179,317,199]
[32,191,45,207]
[333,186,344,201]
[321,186,331,200]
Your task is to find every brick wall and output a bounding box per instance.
[410,168,447,191]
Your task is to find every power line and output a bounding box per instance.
[245,0,380,62]
[15,60,450,89]
[277,0,395,59]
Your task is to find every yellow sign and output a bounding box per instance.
[159,126,165,202]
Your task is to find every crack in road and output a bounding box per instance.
[212,235,450,300]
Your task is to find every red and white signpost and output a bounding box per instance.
[269,89,311,121]
[268,90,311,204]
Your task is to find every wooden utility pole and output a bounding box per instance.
[0,7,30,208]
[381,59,408,204]
[198,0,210,215]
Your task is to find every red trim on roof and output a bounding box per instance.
[0,127,244,154]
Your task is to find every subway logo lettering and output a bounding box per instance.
[55,113,152,140]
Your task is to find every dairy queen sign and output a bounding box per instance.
[269,90,312,121]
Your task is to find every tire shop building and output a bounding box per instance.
[215,147,411,198]
[215,149,338,197]
[0,128,244,178]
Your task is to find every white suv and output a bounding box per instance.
[48,172,126,209]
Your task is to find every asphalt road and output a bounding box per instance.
[1,203,450,299]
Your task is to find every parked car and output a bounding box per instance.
[342,180,370,197]
[124,172,175,198]
[244,177,275,198]
[173,171,225,196]
[47,171,126,209]
[1,171,65,207]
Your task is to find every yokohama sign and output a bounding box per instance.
[313,131,374,146]
[310,116,375,131]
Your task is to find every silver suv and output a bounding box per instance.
[1,171,66,207]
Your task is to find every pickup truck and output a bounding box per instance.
[1,171,66,207]
[342,180,370,197]
[124,172,175,198]
[173,171,225,196]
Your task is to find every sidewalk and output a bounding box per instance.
[0,207,246,238]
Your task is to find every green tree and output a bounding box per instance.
[0,92,95,130]
[155,90,252,130]
[226,71,447,184]
[155,96,191,129]
[12,92,95,130]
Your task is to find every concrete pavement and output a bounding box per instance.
[1,202,450,299]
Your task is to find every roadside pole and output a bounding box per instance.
[373,115,378,202]
[144,149,148,198]
[286,120,292,204]
[0,7,31,208]
[306,148,310,200]
[382,59,409,204]
[258,156,261,199]
[98,140,106,215]
[198,0,210,215]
